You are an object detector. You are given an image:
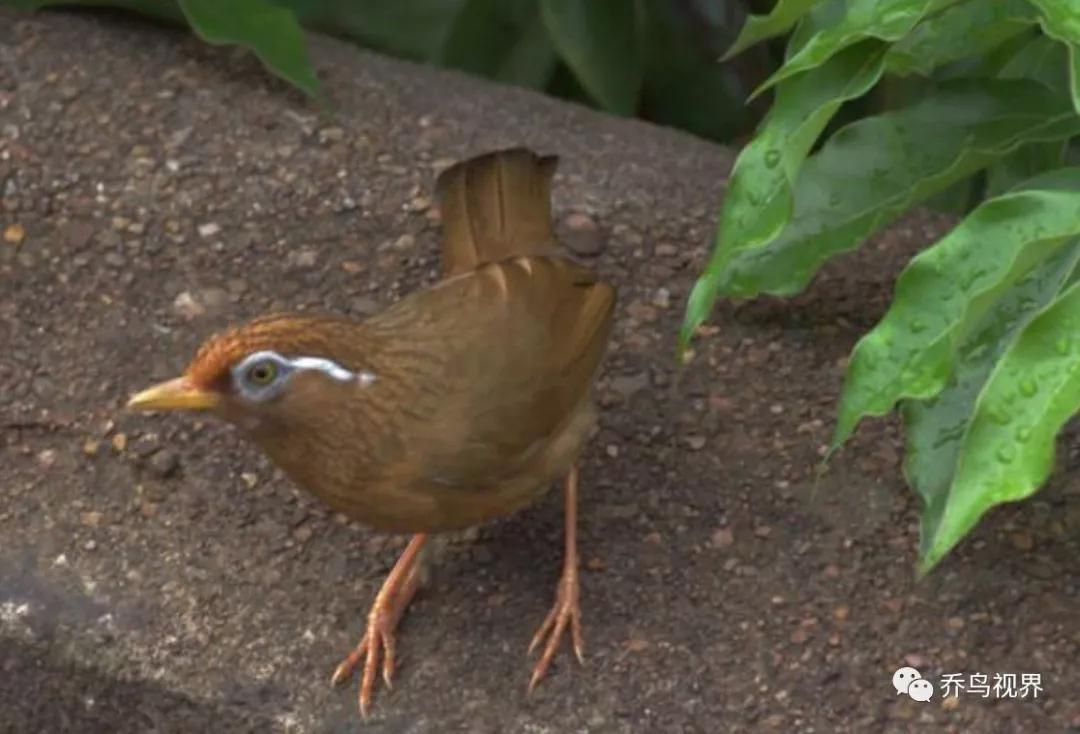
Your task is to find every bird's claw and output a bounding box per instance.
[527,569,584,693]
[331,608,400,718]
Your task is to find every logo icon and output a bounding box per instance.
[893,666,935,702]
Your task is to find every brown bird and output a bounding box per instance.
[126,148,616,717]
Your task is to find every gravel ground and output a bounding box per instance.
[2,8,1079,734]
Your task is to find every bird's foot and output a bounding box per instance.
[331,534,425,718]
[331,603,400,718]
[527,564,584,692]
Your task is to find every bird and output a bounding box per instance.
[126,147,616,718]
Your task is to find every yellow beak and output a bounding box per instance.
[126,376,221,412]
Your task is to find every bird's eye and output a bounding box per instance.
[246,360,278,386]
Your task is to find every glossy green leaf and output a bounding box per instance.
[754,0,958,97]
[679,40,888,351]
[834,172,1080,449]
[437,0,557,87]
[922,258,1080,571]
[724,0,825,60]
[904,233,1080,572]
[885,0,1035,77]
[717,80,1080,301]
[179,0,322,100]
[539,0,642,115]
[1027,0,1080,113]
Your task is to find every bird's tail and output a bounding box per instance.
[435,148,559,277]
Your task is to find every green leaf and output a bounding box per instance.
[885,0,1035,77]
[639,0,751,141]
[718,79,1080,301]
[284,0,465,62]
[997,33,1071,91]
[724,0,826,60]
[833,171,1080,449]
[178,0,322,100]
[755,0,958,97]
[1026,0,1080,113]
[437,0,557,87]
[921,257,1080,571]
[539,0,642,115]
[679,40,888,351]
[905,236,1080,572]
[986,140,1066,197]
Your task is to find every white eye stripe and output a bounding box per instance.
[289,356,360,382]
[234,350,376,387]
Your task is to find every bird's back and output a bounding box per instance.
[347,149,615,529]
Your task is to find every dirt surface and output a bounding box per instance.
[2,8,1080,734]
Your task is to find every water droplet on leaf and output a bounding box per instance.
[763,149,781,168]
[1019,378,1037,397]
[997,445,1016,463]
[1015,426,1031,442]
[1055,337,1070,355]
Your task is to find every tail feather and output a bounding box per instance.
[435,148,559,277]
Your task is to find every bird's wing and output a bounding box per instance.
[369,255,615,487]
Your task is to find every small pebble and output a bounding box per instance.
[317,127,345,143]
[294,248,318,268]
[149,449,179,478]
[711,528,734,548]
[173,291,205,319]
[111,433,127,453]
[1010,530,1034,552]
[610,372,648,399]
[80,511,103,527]
[561,212,605,256]
[3,224,25,245]
[197,222,221,238]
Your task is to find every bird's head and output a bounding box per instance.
[126,315,376,434]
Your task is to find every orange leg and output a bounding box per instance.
[527,465,585,692]
[331,533,427,718]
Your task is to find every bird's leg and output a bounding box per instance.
[527,465,584,692]
[331,532,427,718]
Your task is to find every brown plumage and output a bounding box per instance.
[127,148,615,717]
